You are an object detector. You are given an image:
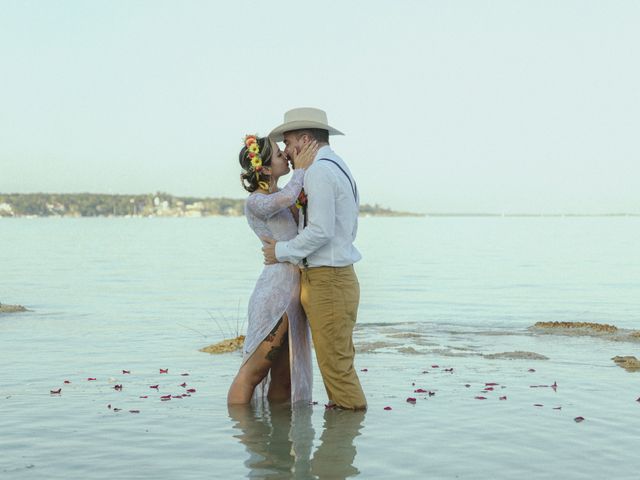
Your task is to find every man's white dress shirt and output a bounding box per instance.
[275,145,362,267]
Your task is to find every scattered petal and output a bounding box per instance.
[63,380,71,384]
[50,388,61,394]
[122,370,130,374]
[528,368,536,372]
[129,410,140,414]
[139,396,148,399]
[431,365,439,368]
[360,368,368,372]
[180,382,187,388]
[186,388,196,393]
[534,404,544,407]
[160,396,171,401]
[172,395,183,399]
[444,368,454,373]
[181,373,189,376]
[421,370,429,374]
[406,397,417,404]
[485,387,494,391]
[485,383,499,386]
[553,406,562,410]
[499,396,507,401]
[574,416,585,423]
[384,406,392,410]
[160,369,168,374]
[114,384,123,391]
[87,378,97,381]
[428,391,436,397]
[475,396,487,400]
[414,388,428,393]
[149,385,159,389]
[551,381,558,391]
[113,408,122,412]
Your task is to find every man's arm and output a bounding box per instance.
[267,165,336,265]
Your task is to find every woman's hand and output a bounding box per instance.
[291,141,318,170]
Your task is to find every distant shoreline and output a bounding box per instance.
[0,193,637,218]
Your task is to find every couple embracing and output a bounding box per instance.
[227,107,366,411]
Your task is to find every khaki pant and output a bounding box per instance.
[300,265,366,410]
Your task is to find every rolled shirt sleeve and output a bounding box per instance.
[275,164,335,264]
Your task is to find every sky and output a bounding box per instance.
[1,0,638,214]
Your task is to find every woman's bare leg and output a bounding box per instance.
[267,333,291,402]
[227,315,289,405]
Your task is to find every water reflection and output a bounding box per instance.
[228,404,365,479]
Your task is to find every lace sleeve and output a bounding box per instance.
[246,169,304,220]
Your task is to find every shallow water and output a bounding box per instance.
[1,217,640,478]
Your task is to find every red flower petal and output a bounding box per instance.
[180,382,187,388]
[485,387,494,391]
[475,396,487,400]
[406,397,417,404]
[122,370,130,374]
[149,385,159,389]
[160,369,168,374]
[50,388,61,394]
[414,388,427,393]
[499,396,507,400]
[87,378,96,381]
[574,416,585,423]
[384,406,392,410]
[63,380,71,384]
[485,383,499,386]
[186,388,196,393]
[431,365,439,368]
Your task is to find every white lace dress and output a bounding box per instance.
[242,169,313,405]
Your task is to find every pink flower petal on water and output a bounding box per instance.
[551,381,558,391]
[574,416,585,423]
[180,382,187,388]
[414,388,428,393]
[406,397,417,404]
[360,368,368,372]
[384,406,392,410]
[499,396,507,400]
[160,395,171,401]
[122,370,130,374]
[160,369,168,374]
[475,396,487,400]
[149,385,159,389]
[63,380,71,384]
[87,378,97,381]
[129,410,140,414]
[485,382,499,386]
[431,365,439,368]
[485,387,494,391]
[187,388,196,393]
[50,388,61,394]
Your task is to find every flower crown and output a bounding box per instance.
[244,134,269,191]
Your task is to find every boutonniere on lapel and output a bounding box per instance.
[296,189,307,211]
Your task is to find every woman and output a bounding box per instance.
[227,134,318,405]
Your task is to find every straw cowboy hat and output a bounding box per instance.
[269,107,344,142]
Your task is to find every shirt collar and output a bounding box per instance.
[314,145,333,161]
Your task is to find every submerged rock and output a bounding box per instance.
[612,356,640,372]
[484,351,549,360]
[532,321,618,333]
[0,303,27,314]
[200,336,245,354]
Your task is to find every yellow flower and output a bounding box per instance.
[251,156,262,168]
[248,143,260,154]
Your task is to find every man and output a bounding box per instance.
[262,107,366,410]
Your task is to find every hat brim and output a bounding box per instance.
[268,120,344,142]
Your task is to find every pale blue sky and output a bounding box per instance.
[1,0,638,213]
